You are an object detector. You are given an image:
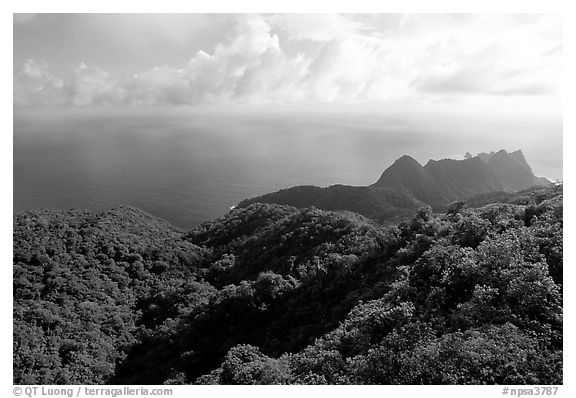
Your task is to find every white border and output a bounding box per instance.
[3,2,574,397]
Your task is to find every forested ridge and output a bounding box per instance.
[13,186,562,384]
[237,150,552,223]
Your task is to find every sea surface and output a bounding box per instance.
[14,106,562,228]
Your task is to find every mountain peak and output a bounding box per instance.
[478,149,546,191]
[374,149,547,200]
[509,150,532,172]
[477,151,496,162]
[373,154,428,188]
[239,148,552,224]
[394,154,421,166]
[379,155,424,176]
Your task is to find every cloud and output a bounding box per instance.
[408,14,561,99]
[13,60,126,106]
[69,63,127,106]
[412,65,558,97]
[413,67,488,94]
[13,14,562,107]
[14,60,67,106]
[268,14,372,42]
[493,85,555,96]
[125,15,310,105]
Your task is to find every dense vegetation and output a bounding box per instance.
[14,186,562,384]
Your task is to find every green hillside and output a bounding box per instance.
[13,186,562,384]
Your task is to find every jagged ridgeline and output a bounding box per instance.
[14,184,562,384]
[238,150,553,223]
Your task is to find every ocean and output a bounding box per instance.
[14,106,562,228]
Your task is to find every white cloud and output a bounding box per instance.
[268,14,372,42]
[69,63,127,106]
[13,60,126,107]
[14,60,67,106]
[13,14,562,107]
[405,14,561,99]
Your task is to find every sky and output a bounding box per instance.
[13,13,562,112]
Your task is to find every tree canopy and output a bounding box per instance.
[14,187,562,384]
